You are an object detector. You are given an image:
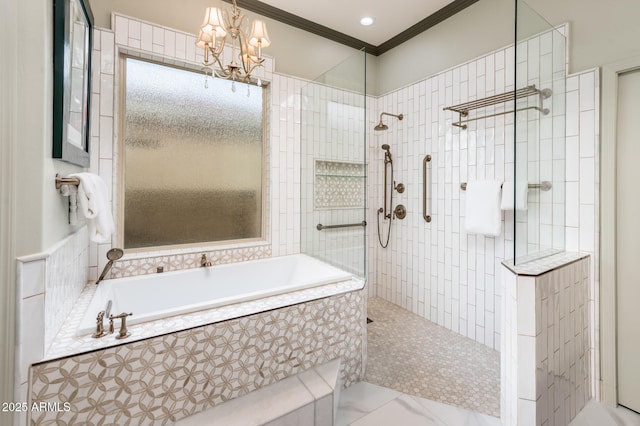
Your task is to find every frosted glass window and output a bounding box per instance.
[122,58,264,249]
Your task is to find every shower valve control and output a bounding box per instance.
[394,204,407,220]
[394,182,405,193]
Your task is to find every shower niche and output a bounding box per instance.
[314,160,365,210]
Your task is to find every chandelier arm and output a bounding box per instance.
[212,56,232,79]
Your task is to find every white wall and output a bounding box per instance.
[0,0,18,421]
[376,0,640,95]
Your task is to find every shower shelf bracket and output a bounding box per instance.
[444,85,552,129]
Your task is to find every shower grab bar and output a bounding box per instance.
[316,221,367,231]
[423,155,432,223]
[443,85,552,129]
[460,181,552,191]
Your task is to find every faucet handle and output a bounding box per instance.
[109,312,133,340]
[92,310,107,338]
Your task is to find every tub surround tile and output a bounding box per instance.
[29,289,365,425]
[110,244,272,278]
[44,277,364,361]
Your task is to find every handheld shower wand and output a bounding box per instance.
[377,144,394,248]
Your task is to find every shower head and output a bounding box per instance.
[374,112,404,131]
[381,144,390,151]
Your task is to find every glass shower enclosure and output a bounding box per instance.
[513,0,567,263]
[300,49,367,277]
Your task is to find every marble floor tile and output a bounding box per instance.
[337,382,501,426]
[336,382,402,426]
[570,400,640,426]
[365,297,501,417]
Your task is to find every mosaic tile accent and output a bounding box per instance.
[110,245,272,278]
[29,289,366,425]
[314,160,366,210]
[365,297,500,417]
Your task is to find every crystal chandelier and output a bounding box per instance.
[196,0,270,85]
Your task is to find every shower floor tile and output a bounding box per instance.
[365,297,500,417]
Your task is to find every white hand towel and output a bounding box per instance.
[59,184,79,225]
[464,181,502,237]
[69,173,115,243]
[500,181,528,210]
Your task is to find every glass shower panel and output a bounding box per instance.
[300,49,367,277]
[513,0,566,263]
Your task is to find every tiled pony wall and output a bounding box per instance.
[366,26,599,398]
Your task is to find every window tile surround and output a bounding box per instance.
[89,14,301,281]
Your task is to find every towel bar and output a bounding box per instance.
[460,181,552,191]
[55,174,80,190]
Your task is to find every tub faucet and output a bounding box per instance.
[201,254,212,267]
[92,311,107,338]
[109,312,133,340]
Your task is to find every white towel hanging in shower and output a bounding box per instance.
[464,180,502,237]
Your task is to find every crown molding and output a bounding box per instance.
[227,0,479,56]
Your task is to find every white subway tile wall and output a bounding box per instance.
[367,31,598,358]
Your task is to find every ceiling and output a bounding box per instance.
[258,0,457,46]
[231,0,479,55]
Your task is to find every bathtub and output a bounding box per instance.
[77,253,353,336]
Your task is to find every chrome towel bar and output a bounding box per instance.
[444,85,551,129]
[460,181,552,191]
[316,221,367,231]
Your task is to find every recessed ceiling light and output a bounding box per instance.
[360,17,374,26]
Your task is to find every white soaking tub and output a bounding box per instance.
[77,254,352,336]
